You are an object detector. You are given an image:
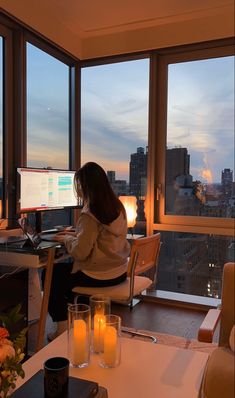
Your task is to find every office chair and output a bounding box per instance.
[72,233,161,308]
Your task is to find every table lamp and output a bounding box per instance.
[119,196,137,235]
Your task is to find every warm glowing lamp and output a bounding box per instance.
[119,196,137,235]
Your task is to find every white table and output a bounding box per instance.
[16,333,208,398]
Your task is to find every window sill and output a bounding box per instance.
[143,289,221,310]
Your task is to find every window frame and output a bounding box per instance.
[150,39,235,237]
[0,13,80,229]
[0,22,13,228]
[25,31,80,173]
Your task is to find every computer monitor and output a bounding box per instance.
[16,167,79,214]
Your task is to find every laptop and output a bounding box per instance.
[17,217,61,250]
[40,226,75,242]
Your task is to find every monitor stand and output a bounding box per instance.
[35,212,42,233]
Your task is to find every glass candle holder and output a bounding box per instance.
[99,314,121,368]
[67,303,91,368]
[89,295,111,354]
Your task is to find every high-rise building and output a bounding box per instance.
[107,170,127,196]
[165,147,190,213]
[166,147,190,184]
[112,180,127,196]
[107,171,116,184]
[129,147,148,226]
[221,168,233,200]
[129,147,147,197]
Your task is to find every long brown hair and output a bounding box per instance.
[74,162,126,225]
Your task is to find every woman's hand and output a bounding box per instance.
[53,230,76,242]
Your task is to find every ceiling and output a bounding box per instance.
[0,0,234,59]
[31,0,234,37]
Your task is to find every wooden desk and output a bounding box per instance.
[126,233,144,241]
[0,244,61,351]
[16,333,209,398]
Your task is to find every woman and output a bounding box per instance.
[46,162,130,340]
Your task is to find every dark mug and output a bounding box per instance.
[44,357,69,398]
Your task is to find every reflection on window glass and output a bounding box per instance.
[0,37,2,218]
[81,59,149,234]
[157,231,234,299]
[27,43,70,229]
[166,56,235,218]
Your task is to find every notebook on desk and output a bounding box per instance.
[17,218,60,250]
[11,370,107,398]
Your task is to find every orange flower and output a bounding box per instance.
[0,338,13,346]
[0,327,9,340]
[0,343,15,364]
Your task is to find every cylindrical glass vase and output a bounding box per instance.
[67,303,91,368]
[89,294,111,354]
[99,314,121,368]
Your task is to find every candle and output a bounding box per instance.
[103,325,117,366]
[93,314,106,352]
[73,319,87,365]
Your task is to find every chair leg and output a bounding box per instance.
[129,298,141,309]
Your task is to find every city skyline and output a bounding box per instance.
[107,145,234,187]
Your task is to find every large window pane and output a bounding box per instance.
[0,37,2,218]
[157,231,234,299]
[27,43,70,229]
[81,59,149,234]
[166,56,234,218]
[27,43,69,168]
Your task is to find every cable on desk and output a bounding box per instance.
[0,266,25,279]
[121,326,157,343]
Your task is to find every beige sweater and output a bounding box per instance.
[63,208,130,279]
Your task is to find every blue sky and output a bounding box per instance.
[0,41,234,184]
[81,59,149,178]
[167,56,234,183]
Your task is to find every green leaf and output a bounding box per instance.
[0,304,26,341]
[13,327,28,351]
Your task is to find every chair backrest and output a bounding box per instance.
[127,233,161,277]
[219,262,235,347]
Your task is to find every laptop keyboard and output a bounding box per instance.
[40,233,57,242]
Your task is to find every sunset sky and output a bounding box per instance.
[0,41,234,184]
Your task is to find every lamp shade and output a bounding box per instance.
[119,196,137,228]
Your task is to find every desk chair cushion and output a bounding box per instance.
[73,276,152,301]
[201,347,235,398]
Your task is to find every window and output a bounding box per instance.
[26,42,71,230]
[153,43,234,301]
[0,37,2,218]
[27,43,69,169]
[81,59,149,234]
[157,230,234,298]
[166,56,234,219]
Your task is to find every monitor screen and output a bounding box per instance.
[17,167,79,213]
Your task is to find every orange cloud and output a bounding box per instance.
[201,169,213,184]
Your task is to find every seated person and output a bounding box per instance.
[44,162,130,340]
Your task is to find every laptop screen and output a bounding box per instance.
[18,217,42,248]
